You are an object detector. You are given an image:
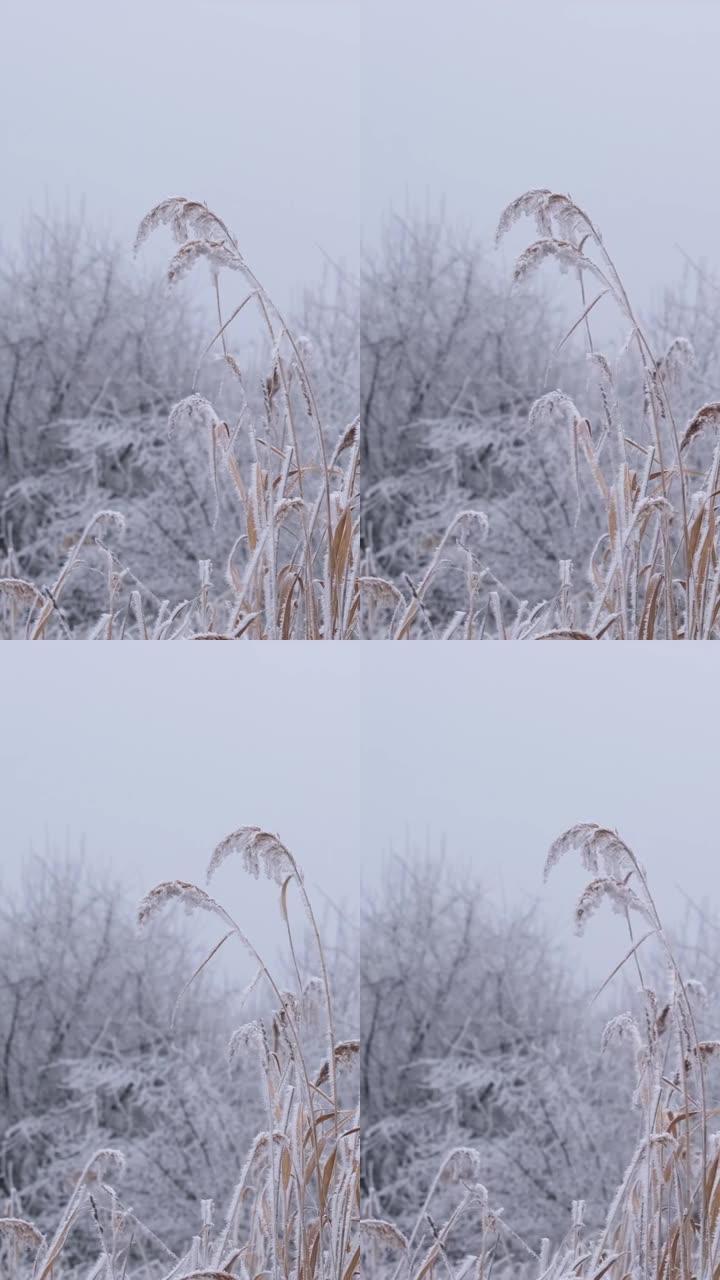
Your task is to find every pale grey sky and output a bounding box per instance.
[5,0,712,329]
[1,644,360,976]
[359,643,720,983]
[3,642,719,991]
[1,0,358,311]
[363,0,720,319]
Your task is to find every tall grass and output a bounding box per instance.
[365,823,720,1278]
[362,190,720,639]
[0,825,359,1280]
[7,189,719,639]
[0,199,359,640]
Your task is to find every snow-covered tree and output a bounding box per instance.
[361,847,635,1250]
[361,210,604,611]
[0,851,263,1258]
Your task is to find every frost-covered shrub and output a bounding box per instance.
[361,209,598,615]
[0,853,263,1260]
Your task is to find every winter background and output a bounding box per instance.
[0,643,360,1267]
[0,0,359,628]
[360,642,720,1266]
[361,0,720,628]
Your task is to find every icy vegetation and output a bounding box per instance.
[362,193,720,638]
[7,189,720,638]
[0,202,359,639]
[0,831,358,1279]
[361,831,720,1278]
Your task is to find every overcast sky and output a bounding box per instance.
[1,0,358,313]
[363,0,720,321]
[3,642,719,991]
[359,643,720,984]
[1,644,360,979]
[5,1,714,326]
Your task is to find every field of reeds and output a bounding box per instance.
[0,826,359,1280]
[6,190,720,639]
[363,822,720,1279]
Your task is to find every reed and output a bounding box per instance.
[0,200,359,640]
[361,190,720,639]
[367,823,720,1278]
[0,825,359,1280]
